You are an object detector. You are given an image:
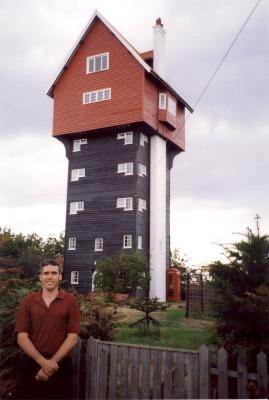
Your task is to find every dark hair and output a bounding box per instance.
[39,259,62,274]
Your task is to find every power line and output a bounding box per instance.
[192,0,262,110]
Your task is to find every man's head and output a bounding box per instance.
[39,259,62,291]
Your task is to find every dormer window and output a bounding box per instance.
[86,52,109,74]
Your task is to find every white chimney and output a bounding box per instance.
[153,18,166,79]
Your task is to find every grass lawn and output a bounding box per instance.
[114,305,215,350]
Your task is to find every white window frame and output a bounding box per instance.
[123,235,132,249]
[138,163,147,177]
[138,198,147,212]
[68,237,76,250]
[117,162,133,176]
[71,271,79,284]
[117,132,133,145]
[73,139,87,152]
[83,88,111,105]
[137,235,143,250]
[167,97,177,117]
[70,201,84,215]
[95,238,103,251]
[86,52,109,74]
[71,168,85,182]
[159,93,167,109]
[140,133,148,147]
[116,197,133,211]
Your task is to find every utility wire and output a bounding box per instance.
[192,0,262,110]
[150,0,262,198]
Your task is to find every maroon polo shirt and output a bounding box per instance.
[15,289,80,355]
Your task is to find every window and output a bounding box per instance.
[117,162,133,176]
[71,168,85,181]
[117,197,133,211]
[83,88,111,104]
[68,237,76,250]
[167,97,176,116]
[95,238,103,251]
[73,139,87,152]
[138,163,147,177]
[117,132,133,145]
[70,201,84,215]
[86,52,109,74]
[138,235,143,250]
[138,198,147,212]
[71,271,79,284]
[159,93,167,109]
[140,133,148,146]
[123,235,132,249]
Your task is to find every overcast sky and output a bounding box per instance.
[0,0,268,267]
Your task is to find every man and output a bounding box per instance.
[15,259,80,400]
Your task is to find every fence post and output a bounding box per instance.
[86,336,98,400]
[200,273,204,314]
[186,272,190,317]
[218,347,228,399]
[257,351,268,399]
[237,351,248,399]
[71,337,81,400]
[199,345,210,399]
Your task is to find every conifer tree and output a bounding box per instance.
[209,228,269,353]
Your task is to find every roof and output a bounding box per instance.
[46,9,193,113]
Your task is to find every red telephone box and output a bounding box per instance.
[166,268,181,302]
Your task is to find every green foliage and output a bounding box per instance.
[209,229,269,354]
[128,297,170,336]
[94,251,149,296]
[0,227,64,279]
[0,275,40,399]
[78,293,118,341]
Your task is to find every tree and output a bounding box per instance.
[93,251,149,297]
[129,297,170,335]
[0,228,64,278]
[209,228,269,353]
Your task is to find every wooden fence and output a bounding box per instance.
[84,337,269,399]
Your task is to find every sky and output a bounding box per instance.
[0,0,268,267]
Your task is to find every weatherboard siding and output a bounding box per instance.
[62,129,150,292]
[53,18,144,137]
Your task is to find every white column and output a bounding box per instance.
[150,135,167,301]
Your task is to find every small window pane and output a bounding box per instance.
[95,238,103,251]
[91,92,96,103]
[70,202,77,214]
[104,89,110,100]
[138,236,142,249]
[117,198,125,208]
[68,238,76,250]
[77,201,84,211]
[71,271,79,284]
[102,54,108,70]
[95,56,101,71]
[125,132,133,145]
[97,90,103,101]
[83,93,90,104]
[89,58,95,72]
[126,163,133,175]
[78,169,85,178]
[71,169,79,181]
[125,198,133,210]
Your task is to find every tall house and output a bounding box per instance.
[47,10,192,300]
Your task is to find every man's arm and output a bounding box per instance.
[17,332,58,376]
[51,333,78,363]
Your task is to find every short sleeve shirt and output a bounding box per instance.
[15,290,80,355]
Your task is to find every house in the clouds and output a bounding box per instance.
[46,10,192,300]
